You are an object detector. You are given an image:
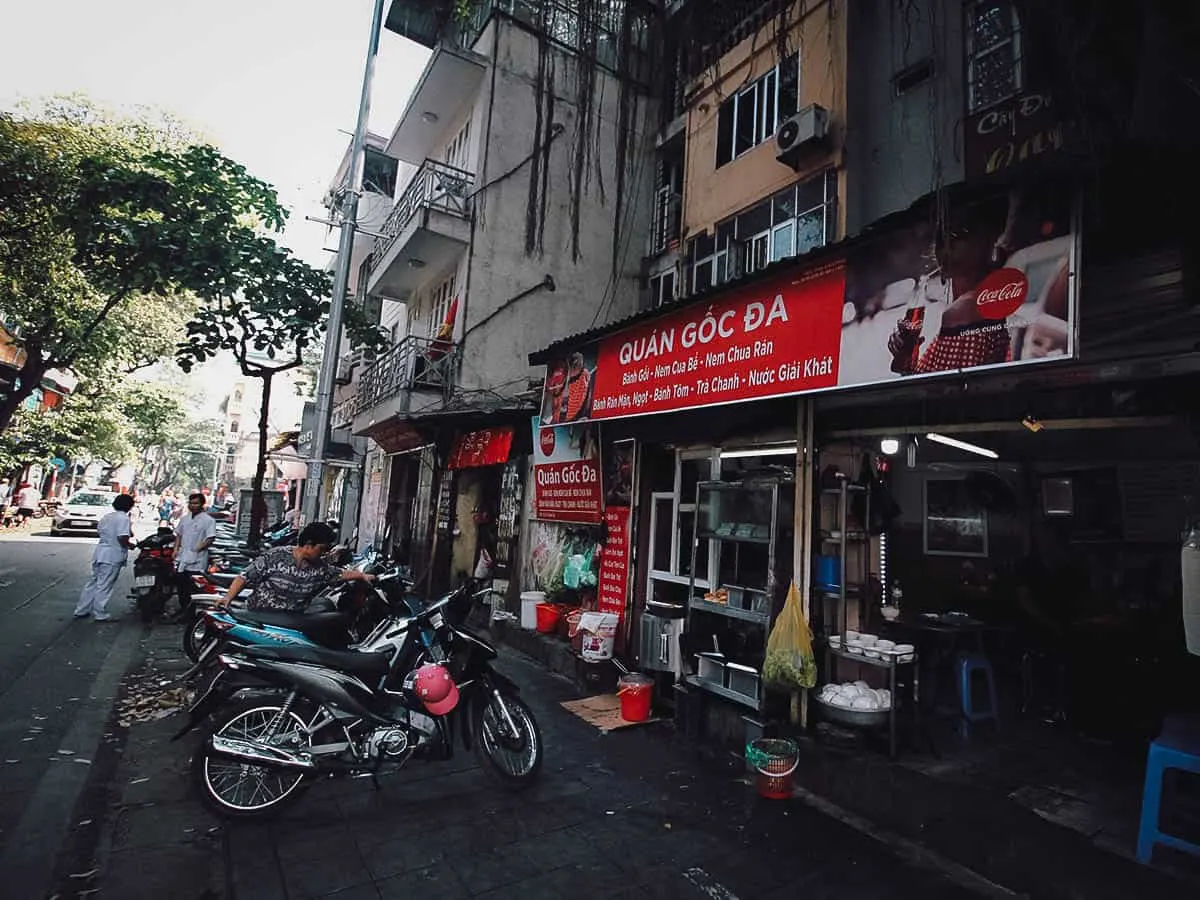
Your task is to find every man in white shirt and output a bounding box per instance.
[173,492,217,616]
[74,494,135,621]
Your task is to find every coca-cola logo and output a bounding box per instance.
[975,268,1028,320]
[539,427,556,457]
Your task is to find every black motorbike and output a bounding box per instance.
[131,526,177,623]
[174,579,541,819]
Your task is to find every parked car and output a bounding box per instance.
[50,489,118,536]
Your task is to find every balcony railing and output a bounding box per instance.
[331,396,358,431]
[355,334,458,416]
[370,159,474,267]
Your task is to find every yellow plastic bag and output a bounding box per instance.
[762,582,817,691]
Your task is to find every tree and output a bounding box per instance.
[178,245,385,542]
[0,98,287,434]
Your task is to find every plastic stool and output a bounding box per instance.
[957,652,999,738]
[1137,714,1200,865]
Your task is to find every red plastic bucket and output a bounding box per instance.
[535,602,561,634]
[618,673,654,722]
[746,738,799,799]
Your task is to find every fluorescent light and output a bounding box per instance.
[720,445,797,459]
[880,438,900,455]
[924,432,998,459]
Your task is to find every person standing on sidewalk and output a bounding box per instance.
[16,481,41,526]
[172,492,216,618]
[74,494,135,621]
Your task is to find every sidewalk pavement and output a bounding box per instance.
[50,616,1200,900]
[53,623,977,900]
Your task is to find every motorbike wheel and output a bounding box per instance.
[473,692,543,789]
[183,615,212,663]
[192,699,312,819]
[137,589,160,624]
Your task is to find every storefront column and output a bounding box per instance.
[793,396,816,724]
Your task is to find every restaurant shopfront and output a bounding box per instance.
[530,174,1199,750]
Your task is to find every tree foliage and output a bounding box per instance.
[0,97,285,434]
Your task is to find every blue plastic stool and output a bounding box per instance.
[1137,714,1200,865]
[956,653,999,738]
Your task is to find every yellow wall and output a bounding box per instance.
[681,0,846,241]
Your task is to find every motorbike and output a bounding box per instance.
[174,579,541,819]
[131,526,177,623]
[179,550,393,664]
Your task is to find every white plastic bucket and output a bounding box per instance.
[579,612,619,661]
[520,591,546,630]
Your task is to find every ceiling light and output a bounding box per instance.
[720,445,797,459]
[925,432,998,459]
[421,111,439,123]
[880,438,900,455]
[407,258,426,269]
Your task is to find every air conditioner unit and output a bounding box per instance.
[776,104,830,169]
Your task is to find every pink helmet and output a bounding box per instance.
[413,663,459,716]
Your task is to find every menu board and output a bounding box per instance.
[599,506,631,619]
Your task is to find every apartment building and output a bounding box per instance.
[348,0,660,591]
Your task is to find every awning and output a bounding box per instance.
[270,447,308,481]
[447,426,514,469]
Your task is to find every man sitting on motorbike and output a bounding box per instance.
[216,521,375,612]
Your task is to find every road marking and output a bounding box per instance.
[683,867,741,900]
[13,576,66,611]
[790,784,1024,899]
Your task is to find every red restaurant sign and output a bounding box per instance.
[539,260,846,424]
[530,417,602,523]
[447,427,514,470]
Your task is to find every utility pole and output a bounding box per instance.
[302,0,386,526]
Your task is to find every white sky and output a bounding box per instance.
[0,0,429,267]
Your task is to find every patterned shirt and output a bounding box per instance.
[916,322,1011,374]
[241,546,338,611]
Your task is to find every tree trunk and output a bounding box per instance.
[249,371,272,545]
[0,351,48,434]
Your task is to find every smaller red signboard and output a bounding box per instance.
[598,506,631,619]
[531,417,603,523]
[447,427,514,470]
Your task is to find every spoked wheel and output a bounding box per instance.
[473,692,542,789]
[192,700,312,819]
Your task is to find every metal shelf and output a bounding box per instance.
[826,645,917,670]
[697,530,771,545]
[689,597,770,625]
[822,484,866,495]
[684,674,762,711]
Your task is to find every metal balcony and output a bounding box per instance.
[366,159,473,298]
[350,334,458,434]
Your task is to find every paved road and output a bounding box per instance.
[0,523,148,898]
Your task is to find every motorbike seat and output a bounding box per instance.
[234,609,347,637]
[240,643,391,678]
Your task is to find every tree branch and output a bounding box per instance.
[52,287,133,368]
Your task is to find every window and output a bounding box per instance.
[362,148,398,197]
[229,420,239,435]
[426,273,456,338]
[444,118,472,171]
[690,169,837,293]
[649,270,676,307]
[716,54,799,167]
[966,1,1022,112]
